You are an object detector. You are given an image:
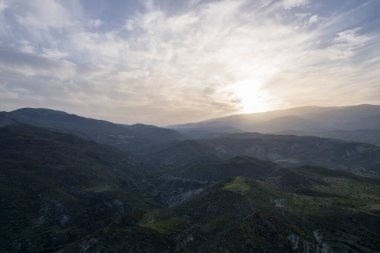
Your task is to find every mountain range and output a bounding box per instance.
[1,106,380,252]
[171,104,380,145]
[0,108,183,154]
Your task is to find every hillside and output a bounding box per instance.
[0,124,155,252]
[139,170,380,252]
[165,155,280,182]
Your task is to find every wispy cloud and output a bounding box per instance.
[0,0,379,125]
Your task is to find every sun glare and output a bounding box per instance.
[233,78,270,113]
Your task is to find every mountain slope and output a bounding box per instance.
[0,124,154,252]
[146,140,219,169]
[140,170,380,252]
[165,155,280,182]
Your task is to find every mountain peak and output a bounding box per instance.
[12,107,70,115]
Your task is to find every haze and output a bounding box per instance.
[0,0,379,125]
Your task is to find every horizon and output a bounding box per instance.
[3,103,380,127]
[1,0,380,125]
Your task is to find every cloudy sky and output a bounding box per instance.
[0,0,379,125]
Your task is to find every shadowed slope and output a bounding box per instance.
[0,124,152,252]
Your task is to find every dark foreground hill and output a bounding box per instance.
[0,124,165,252]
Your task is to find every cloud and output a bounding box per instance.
[0,0,8,12]
[308,14,319,24]
[328,28,371,60]
[88,19,103,28]
[0,0,379,125]
[12,0,74,30]
[279,0,309,10]
[0,48,73,75]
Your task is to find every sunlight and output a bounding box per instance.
[232,78,270,113]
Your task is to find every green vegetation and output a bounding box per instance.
[314,177,380,199]
[140,217,187,234]
[223,176,251,194]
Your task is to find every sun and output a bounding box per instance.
[232,78,270,113]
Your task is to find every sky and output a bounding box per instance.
[0,0,379,125]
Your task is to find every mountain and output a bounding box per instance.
[142,130,380,178]
[2,108,380,252]
[277,128,380,146]
[199,132,380,176]
[0,108,184,153]
[170,104,380,145]
[0,124,164,252]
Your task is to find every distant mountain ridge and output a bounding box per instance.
[170,104,380,145]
